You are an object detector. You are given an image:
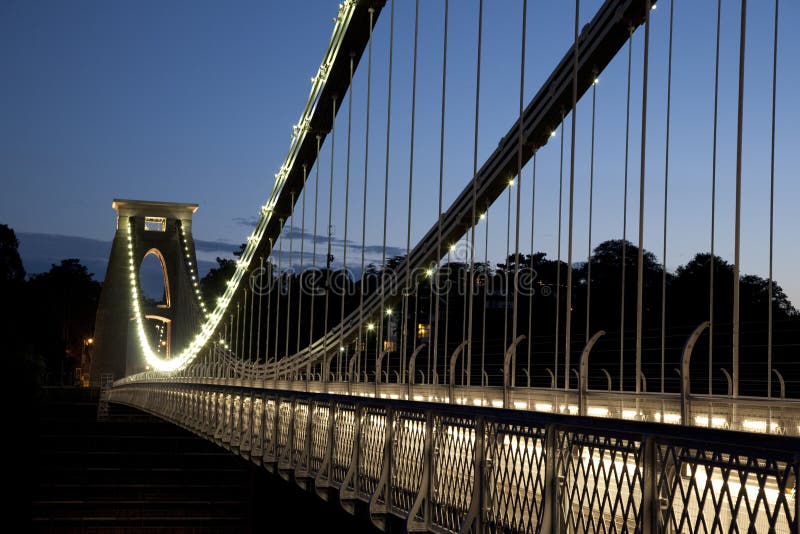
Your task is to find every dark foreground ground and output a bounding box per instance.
[23,387,380,533]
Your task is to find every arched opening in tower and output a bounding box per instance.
[139,249,171,308]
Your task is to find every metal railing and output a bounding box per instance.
[116,365,800,438]
[108,380,799,533]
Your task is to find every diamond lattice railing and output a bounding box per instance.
[557,430,643,532]
[392,410,427,515]
[332,404,356,486]
[657,442,798,533]
[431,416,476,533]
[310,401,330,474]
[487,423,549,533]
[359,408,387,498]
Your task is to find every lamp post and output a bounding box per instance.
[80,337,93,387]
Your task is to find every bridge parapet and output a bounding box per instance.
[115,367,800,438]
[109,381,799,533]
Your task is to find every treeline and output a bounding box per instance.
[202,239,799,397]
[3,224,101,393]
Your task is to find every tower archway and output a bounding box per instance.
[139,248,171,308]
[91,199,200,383]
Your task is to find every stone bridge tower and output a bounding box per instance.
[91,199,202,384]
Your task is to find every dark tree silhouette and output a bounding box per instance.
[200,243,245,303]
[25,259,102,385]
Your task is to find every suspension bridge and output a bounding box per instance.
[89,0,798,531]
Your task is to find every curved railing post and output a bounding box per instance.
[375,351,387,385]
[322,352,336,391]
[772,369,786,399]
[407,344,427,399]
[680,321,709,425]
[600,368,612,391]
[346,354,358,395]
[503,335,526,408]
[448,340,469,404]
[545,368,555,389]
[720,368,732,397]
[578,330,606,417]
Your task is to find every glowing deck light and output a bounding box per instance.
[656,412,681,424]
[385,308,393,316]
[550,130,557,138]
[366,323,375,331]
[587,406,610,417]
[741,419,779,433]
[695,415,728,428]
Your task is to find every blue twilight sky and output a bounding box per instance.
[1,1,798,304]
